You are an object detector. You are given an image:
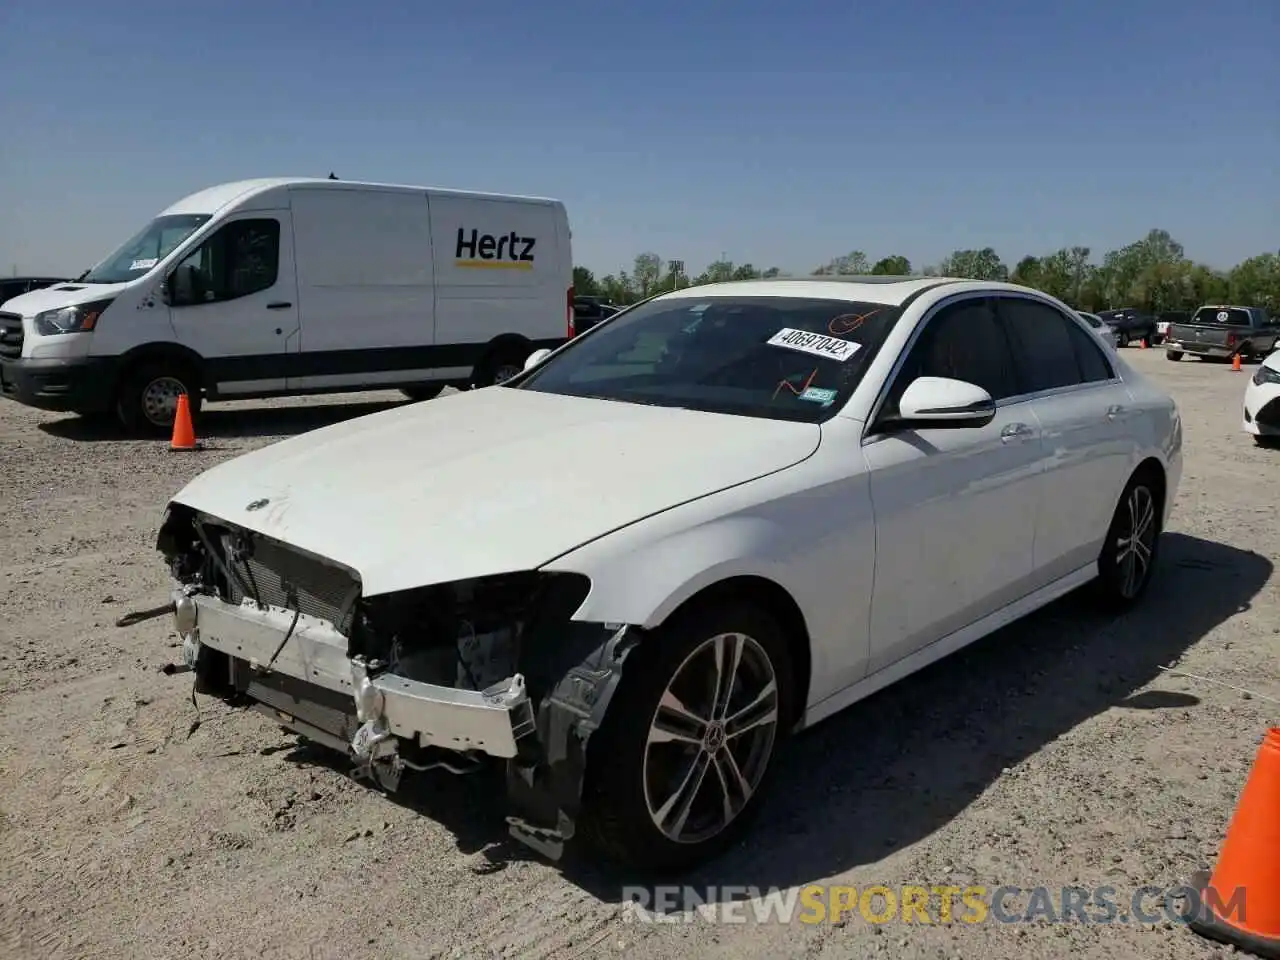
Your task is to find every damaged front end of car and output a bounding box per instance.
[156,502,641,860]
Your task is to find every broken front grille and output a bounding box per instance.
[202,521,361,635]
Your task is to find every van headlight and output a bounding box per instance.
[33,298,114,336]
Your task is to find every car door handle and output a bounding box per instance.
[266,301,292,310]
[1106,404,1126,420]
[1000,422,1034,442]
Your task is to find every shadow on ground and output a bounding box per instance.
[37,398,406,442]
[278,533,1271,902]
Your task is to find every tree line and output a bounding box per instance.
[573,229,1280,315]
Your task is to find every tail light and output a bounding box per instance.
[1227,333,1237,347]
[567,285,575,339]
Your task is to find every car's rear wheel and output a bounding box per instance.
[580,600,794,873]
[472,345,529,389]
[1093,471,1162,609]
[1166,350,1183,361]
[1117,332,1130,348]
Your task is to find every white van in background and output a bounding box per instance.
[0,178,574,434]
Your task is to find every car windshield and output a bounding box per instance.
[1193,307,1252,326]
[516,294,901,423]
[81,214,212,284]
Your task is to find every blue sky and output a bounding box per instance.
[2,0,1276,278]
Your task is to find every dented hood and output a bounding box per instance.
[168,387,821,597]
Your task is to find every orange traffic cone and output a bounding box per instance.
[1186,727,1280,958]
[169,393,200,451]
[1232,353,1243,372]
[1140,337,1149,349]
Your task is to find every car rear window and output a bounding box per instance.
[1193,307,1252,326]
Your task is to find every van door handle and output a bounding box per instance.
[1000,422,1034,442]
[1106,404,1126,420]
[267,301,292,310]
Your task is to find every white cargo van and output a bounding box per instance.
[0,178,574,434]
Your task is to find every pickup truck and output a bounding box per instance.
[1096,308,1157,347]
[1165,306,1279,362]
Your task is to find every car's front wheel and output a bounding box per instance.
[580,599,794,873]
[1093,471,1162,609]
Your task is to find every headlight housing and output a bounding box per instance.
[1253,364,1280,387]
[32,298,114,336]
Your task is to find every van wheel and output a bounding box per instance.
[116,360,202,437]
[401,384,443,403]
[472,346,529,388]
[579,599,794,873]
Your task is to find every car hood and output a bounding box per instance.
[1,281,133,316]
[169,387,822,597]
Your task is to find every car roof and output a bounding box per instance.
[657,276,1054,308]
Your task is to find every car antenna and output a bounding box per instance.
[328,172,339,180]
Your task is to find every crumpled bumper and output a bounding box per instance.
[175,589,535,761]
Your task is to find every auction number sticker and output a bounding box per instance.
[767,327,861,362]
[130,258,158,271]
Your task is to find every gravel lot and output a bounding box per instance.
[2,349,1277,960]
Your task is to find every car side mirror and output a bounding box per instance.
[524,348,552,372]
[880,376,996,431]
[159,274,172,306]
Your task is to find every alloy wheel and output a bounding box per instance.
[642,632,779,845]
[1115,484,1156,599]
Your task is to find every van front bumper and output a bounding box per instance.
[0,356,117,414]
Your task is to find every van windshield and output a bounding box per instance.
[516,295,901,423]
[81,214,212,284]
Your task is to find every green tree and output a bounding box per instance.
[572,266,598,298]
[633,253,662,298]
[938,247,1008,281]
[870,255,911,275]
[813,250,871,276]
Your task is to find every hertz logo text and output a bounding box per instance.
[455,228,536,269]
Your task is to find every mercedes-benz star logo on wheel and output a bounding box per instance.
[246,498,269,512]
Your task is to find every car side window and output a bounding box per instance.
[170,218,280,306]
[998,297,1086,393]
[886,297,1020,414]
[1063,316,1115,382]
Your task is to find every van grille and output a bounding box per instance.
[0,312,23,359]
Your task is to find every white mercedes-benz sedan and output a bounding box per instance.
[156,276,1183,872]
[1243,348,1280,446]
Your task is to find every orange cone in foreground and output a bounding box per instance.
[169,393,198,451]
[1187,727,1280,958]
[1233,353,1243,372]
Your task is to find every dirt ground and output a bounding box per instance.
[2,349,1277,960]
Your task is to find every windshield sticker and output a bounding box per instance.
[130,258,158,271]
[799,386,838,405]
[767,327,861,362]
[828,309,880,336]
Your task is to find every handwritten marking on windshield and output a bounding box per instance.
[828,309,880,336]
[772,367,819,401]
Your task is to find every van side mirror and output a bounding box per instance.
[878,376,996,432]
[159,274,172,306]
[524,348,552,372]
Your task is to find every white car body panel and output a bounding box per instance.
[1244,351,1280,437]
[165,276,1183,738]
[168,385,822,597]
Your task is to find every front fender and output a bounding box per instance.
[541,441,878,709]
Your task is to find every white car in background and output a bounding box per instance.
[1244,349,1280,447]
[1078,311,1119,349]
[156,276,1183,873]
